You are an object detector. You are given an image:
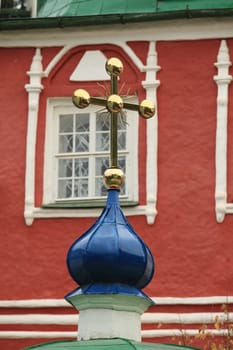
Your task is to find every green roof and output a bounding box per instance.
[1,0,233,30]
[25,338,200,350]
[37,0,233,17]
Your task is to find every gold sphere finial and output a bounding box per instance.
[103,167,125,189]
[139,100,156,119]
[107,94,123,113]
[72,89,90,109]
[106,57,123,77]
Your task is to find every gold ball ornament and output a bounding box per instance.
[103,167,125,189]
[105,57,123,77]
[107,94,123,113]
[139,100,156,119]
[72,89,90,109]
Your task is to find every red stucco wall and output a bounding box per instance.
[0,40,232,303]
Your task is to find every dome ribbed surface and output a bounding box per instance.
[66,189,154,289]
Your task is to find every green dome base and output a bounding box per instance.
[25,337,200,350]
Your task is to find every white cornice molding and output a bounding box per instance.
[0,312,232,325]
[1,17,233,47]
[1,296,232,308]
[0,329,229,339]
[25,205,150,221]
[0,328,229,339]
[0,296,232,340]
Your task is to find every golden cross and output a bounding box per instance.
[72,57,155,189]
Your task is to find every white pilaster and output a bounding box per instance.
[214,40,232,223]
[24,48,43,225]
[26,0,37,17]
[142,41,160,224]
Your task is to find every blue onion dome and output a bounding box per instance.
[66,189,155,289]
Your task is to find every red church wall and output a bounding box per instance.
[0,38,232,349]
[153,39,232,298]
[0,39,232,301]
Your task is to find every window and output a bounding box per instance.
[43,98,138,207]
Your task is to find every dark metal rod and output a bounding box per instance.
[90,97,107,107]
[111,75,118,168]
[123,102,140,111]
[90,98,139,112]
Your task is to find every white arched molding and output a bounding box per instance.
[24,48,43,226]
[142,41,160,224]
[214,40,232,223]
[24,43,159,225]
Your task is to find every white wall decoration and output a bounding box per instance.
[70,50,109,81]
[142,41,160,224]
[214,40,232,222]
[0,296,232,340]
[24,48,44,226]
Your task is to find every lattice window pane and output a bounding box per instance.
[75,158,89,177]
[59,134,73,153]
[96,112,110,131]
[96,132,110,151]
[74,179,88,197]
[118,156,126,195]
[118,130,126,150]
[59,114,74,153]
[95,178,108,197]
[96,113,110,151]
[95,157,109,176]
[75,114,90,132]
[118,156,126,172]
[55,106,131,200]
[59,159,73,177]
[75,134,89,152]
[58,179,72,198]
[117,116,127,130]
[75,114,90,152]
[95,157,109,197]
[59,114,73,132]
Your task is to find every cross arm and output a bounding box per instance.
[73,91,155,119]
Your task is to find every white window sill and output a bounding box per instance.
[24,205,157,226]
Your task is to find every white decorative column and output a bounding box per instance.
[27,0,38,17]
[67,293,152,342]
[214,40,232,223]
[24,48,44,225]
[142,41,160,224]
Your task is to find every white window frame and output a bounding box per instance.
[43,97,139,206]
